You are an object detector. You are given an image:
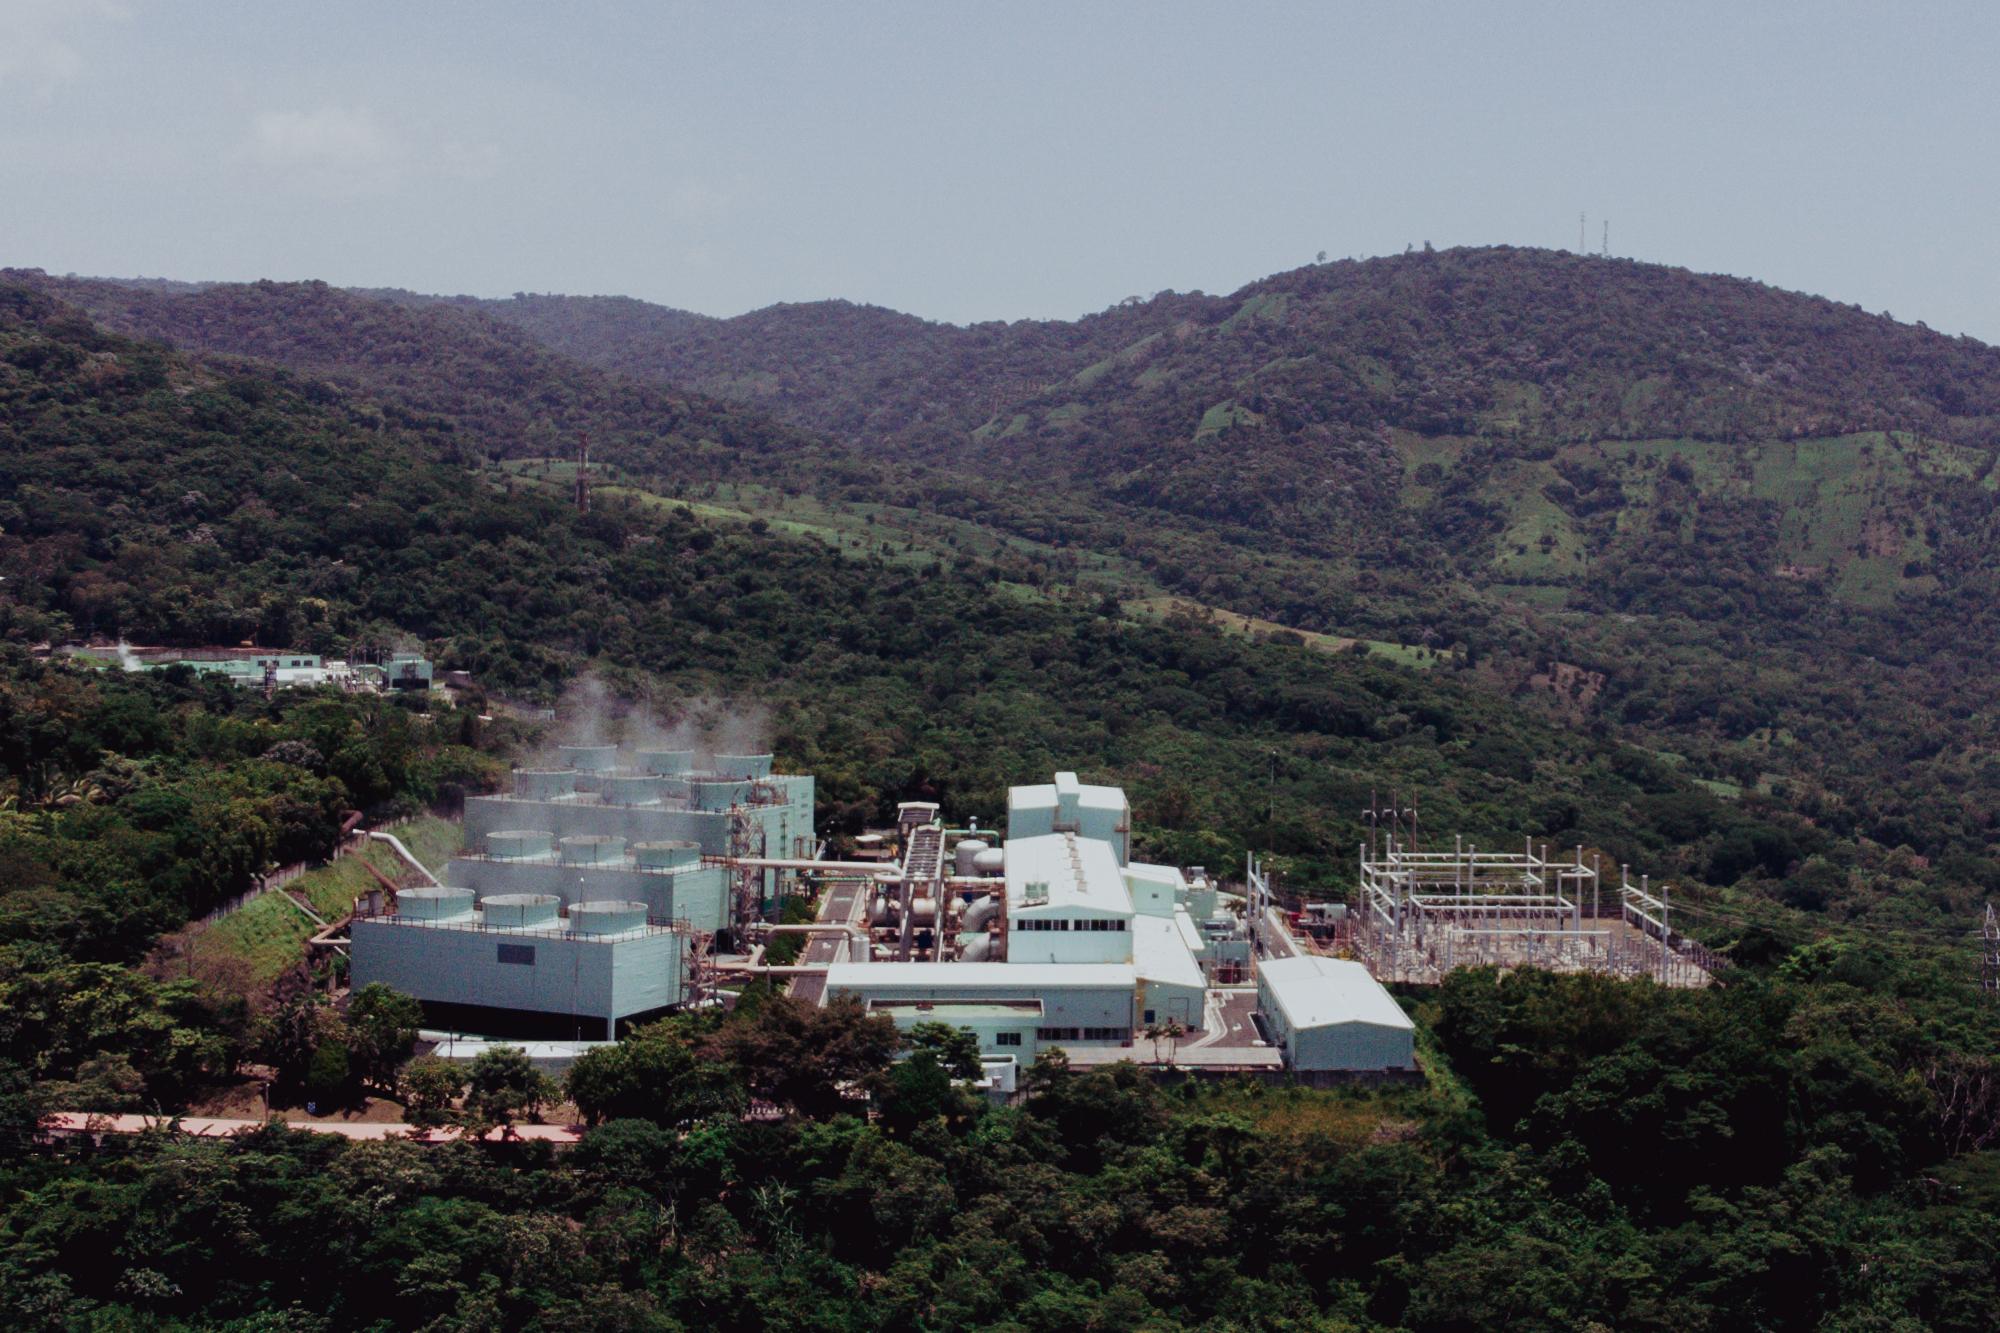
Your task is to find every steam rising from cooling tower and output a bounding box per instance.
[532,670,774,774]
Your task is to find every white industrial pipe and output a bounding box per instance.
[713,857,896,872]
[368,831,442,887]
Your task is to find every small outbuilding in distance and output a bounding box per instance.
[1256,955,1416,1073]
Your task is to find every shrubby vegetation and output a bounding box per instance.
[4,971,1998,1330]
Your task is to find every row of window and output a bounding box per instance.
[1033,1026,1129,1042]
[1015,918,1127,932]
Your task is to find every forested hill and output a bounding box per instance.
[0,269,841,488]
[444,246,2000,532]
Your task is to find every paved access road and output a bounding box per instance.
[788,875,870,1004]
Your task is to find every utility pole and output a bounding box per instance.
[1601,220,1609,256]
[1578,211,1586,253]
[1983,902,1999,994]
[574,433,591,514]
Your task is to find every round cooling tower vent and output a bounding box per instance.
[954,838,990,877]
[633,840,702,870]
[557,744,618,772]
[560,835,627,866]
[712,753,774,780]
[399,886,475,921]
[513,768,578,801]
[482,893,560,929]
[486,829,555,861]
[637,748,696,775]
[568,899,648,936]
[597,774,664,807]
[688,778,754,812]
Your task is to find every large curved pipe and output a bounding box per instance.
[367,831,442,887]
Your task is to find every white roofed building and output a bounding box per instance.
[1005,832,1135,964]
[1008,771,1131,865]
[1256,956,1416,1071]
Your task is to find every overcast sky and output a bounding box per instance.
[4,1,1996,336]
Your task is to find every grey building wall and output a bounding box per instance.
[1255,973,1415,1071]
[351,919,685,1026]
[824,976,1136,1034]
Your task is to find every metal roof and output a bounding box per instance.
[1008,775,1129,814]
[1124,861,1188,891]
[1258,956,1414,1032]
[1132,915,1205,990]
[1005,832,1132,915]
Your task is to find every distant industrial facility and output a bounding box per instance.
[67,644,434,693]
[346,754,1452,1082]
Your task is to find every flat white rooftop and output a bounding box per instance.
[1009,772,1129,814]
[1259,956,1414,1032]
[1005,832,1132,915]
[1132,915,1205,990]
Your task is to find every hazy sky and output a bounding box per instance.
[5,1,1997,336]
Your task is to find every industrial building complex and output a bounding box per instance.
[344,749,1714,1082]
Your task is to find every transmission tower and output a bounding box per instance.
[1601,220,1609,256]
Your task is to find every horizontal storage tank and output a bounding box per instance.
[962,934,995,962]
[712,753,774,780]
[637,748,696,776]
[954,838,990,877]
[633,840,703,870]
[513,768,578,802]
[481,893,560,930]
[689,778,754,812]
[909,897,937,926]
[598,774,665,807]
[567,899,649,936]
[557,744,618,772]
[972,848,1005,876]
[485,829,555,861]
[398,885,474,921]
[561,835,627,866]
[869,894,895,927]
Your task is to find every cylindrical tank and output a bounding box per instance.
[398,885,474,921]
[712,753,774,780]
[560,835,626,866]
[954,838,990,877]
[481,893,560,929]
[513,768,578,801]
[557,744,618,772]
[961,934,995,962]
[909,898,937,926]
[688,778,754,812]
[486,829,555,861]
[963,895,1000,933]
[633,839,703,871]
[869,894,896,927]
[567,899,649,936]
[598,773,664,807]
[636,748,696,775]
[973,848,1005,876]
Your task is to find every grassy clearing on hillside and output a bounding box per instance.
[200,817,462,986]
[1126,597,1452,668]
[499,462,1153,588]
